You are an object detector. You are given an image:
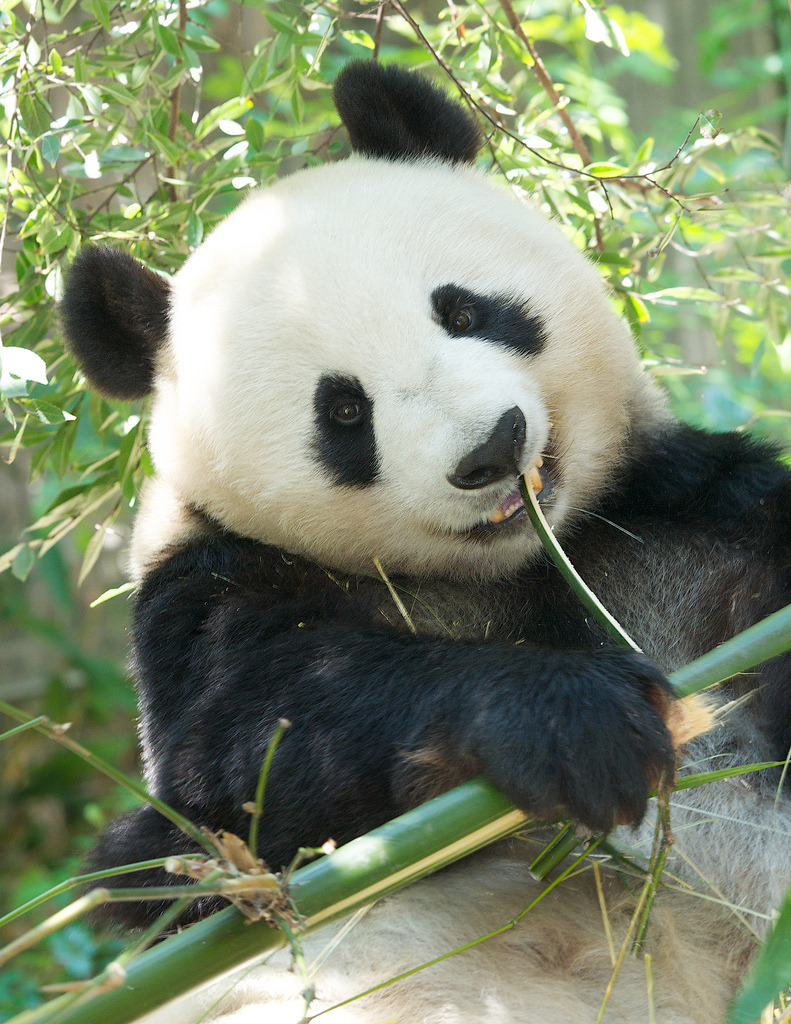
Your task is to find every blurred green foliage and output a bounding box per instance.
[0,0,789,1019]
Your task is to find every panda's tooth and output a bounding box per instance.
[489,506,507,524]
[535,455,544,468]
[526,466,544,493]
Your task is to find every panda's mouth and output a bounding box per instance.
[468,460,554,538]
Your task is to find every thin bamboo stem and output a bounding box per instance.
[519,478,640,649]
[0,701,216,855]
[0,859,172,929]
[247,718,291,856]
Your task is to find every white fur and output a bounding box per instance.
[135,156,665,581]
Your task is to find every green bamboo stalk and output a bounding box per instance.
[0,892,110,969]
[529,822,581,879]
[11,601,791,1024]
[19,780,525,1024]
[10,498,791,1024]
[670,602,791,697]
[0,716,47,742]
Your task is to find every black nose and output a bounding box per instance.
[448,406,527,490]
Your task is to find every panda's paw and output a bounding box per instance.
[480,648,676,834]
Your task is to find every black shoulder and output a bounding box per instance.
[133,530,365,651]
[599,423,791,552]
[333,61,483,165]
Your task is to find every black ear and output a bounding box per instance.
[60,246,171,400]
[333,61,483,165]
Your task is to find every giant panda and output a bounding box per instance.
[61,61,791,1024]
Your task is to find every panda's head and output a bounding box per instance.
[62,62,665,582]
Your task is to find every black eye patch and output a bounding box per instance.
[312,374,380,488]
[431,284,546,358]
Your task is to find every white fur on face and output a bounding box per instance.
[143,157,665,580]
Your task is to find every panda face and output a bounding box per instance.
[145,156,659,580]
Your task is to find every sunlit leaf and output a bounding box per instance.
[40,133,60,166]
[11,544,35,582]
[0,347,48,388]
[90,582,136,607]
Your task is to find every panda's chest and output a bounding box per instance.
[338,525,770,675]
[370,578,524,642]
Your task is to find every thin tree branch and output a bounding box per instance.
[166,0,188,201]
[373,0,386,60]
[497,0,592,167]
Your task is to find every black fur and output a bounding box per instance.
[312,374,380,486]
[60,246,170,400]
[333,61,483,165]
[88,423,791,930]
[432,284,547,358]
[598,424,791,757]
[599,424,791,555]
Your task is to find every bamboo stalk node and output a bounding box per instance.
[166,831,291,924]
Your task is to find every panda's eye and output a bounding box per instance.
[450,305,475,334]
[330,399,367,426]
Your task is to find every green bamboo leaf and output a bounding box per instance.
[97,83,138,107]
[245,116,264,151]
[264,9,300,35]
[635,136,654,162]
[196,98,253,141]
[578,0,630,54]
[341,29,375,50]
[674,762,781,791]
[183,27,220,51]
[78,504,121,584]
[89,582,135,607]
[596,252,633,268]
[242,51,268,97]
[40,133,60,166]
[19,93,50,139]
[585,161,627,176]
[86,0,111,32]
[727,885,791,1024]
[117,418,142,480]
[187,211,204,248]
[642,287,724,305]
[154,22,181,58]
[11,544,35,582]
[73,51,86,83]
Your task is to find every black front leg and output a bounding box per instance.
[150,618,675,856]
[91,626,674,929]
